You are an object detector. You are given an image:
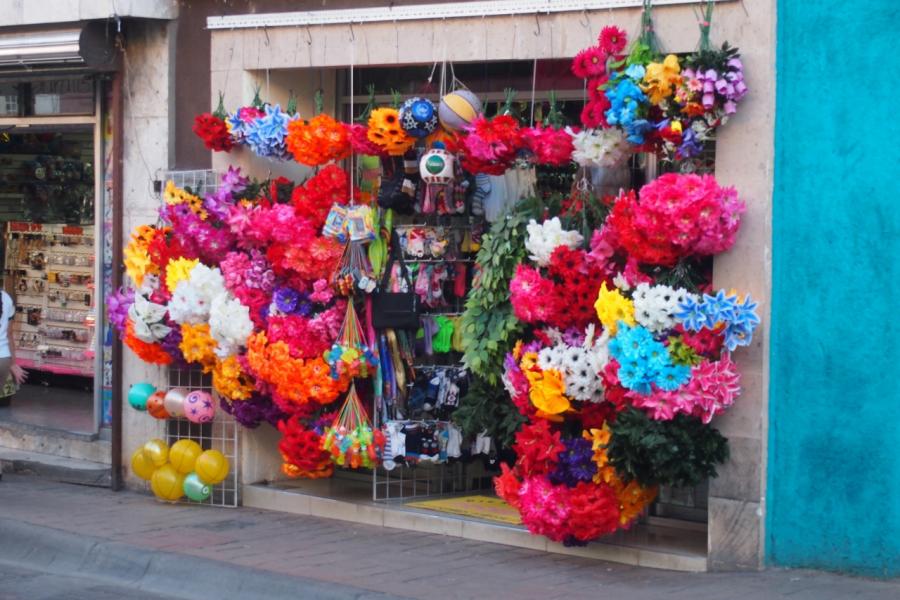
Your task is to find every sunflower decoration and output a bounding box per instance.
[367,107,415,156]
[164,181,207,219]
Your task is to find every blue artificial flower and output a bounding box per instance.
[723,321,754,352]
[675,295,708,331]
[639,339,670,371]
[678,128,703,158]
[624,64,646,80]
[625,118,653,144]
[618,364,653,396]
[655,363,691,391]
[731,294,761,330]
[701,290,739,326]
[611,323,655,360]
[245,104,294,159]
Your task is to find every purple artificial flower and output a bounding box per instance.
[562,327,587,347]
[160,325,189,368]
[106,287,134,333]
[220,166,249,195]
[549,437,597,488]
[220,393,287,429]
[678,128,703,159]
[273,287,300,313]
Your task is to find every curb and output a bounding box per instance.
[0,451,111,487]
[0,517,406,600]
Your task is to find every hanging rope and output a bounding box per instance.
[349,25,355,206]
[529,58,538,127]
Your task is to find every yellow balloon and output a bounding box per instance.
[150,464,185,501]
[169,439,202,475]
[194,449,229,485]
[130,447,156,481]
[142,438,170,468]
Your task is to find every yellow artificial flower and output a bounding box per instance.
[165,257,199,293]
[594,282,636,335]
[519,351,540,371]
[512,340,524,361]
[163,180,203,210]
[642,54,682,105]
[123,245,153,287]
[584,426,616,483]
[613,478,659,526]
[213,356,255,401]
[526,368,570,415]
[179,323,218,369]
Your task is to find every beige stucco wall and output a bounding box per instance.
[0,0,177,25]
[120,18,177,487]
[202,1,774,570]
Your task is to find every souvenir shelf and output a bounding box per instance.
[3,222,95,377]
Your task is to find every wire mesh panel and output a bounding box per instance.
[162,367,240,508]
[163,169,219,196]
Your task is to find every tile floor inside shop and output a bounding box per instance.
[0,383,93,434]
[258,474,709,564]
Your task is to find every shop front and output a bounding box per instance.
[0,24,119,472]
[120,0,772,572]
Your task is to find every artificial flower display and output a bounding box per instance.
[568,127,631,168]
[491,168,759,546]
[245,104,296,160]
[193,113,233,152]
[521,125,574,167]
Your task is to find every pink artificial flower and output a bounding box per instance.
[521,126,574,166]
[598,26,627,55]
[509,265,557,324]
[517,477,570,542]
[688,353,741,423]
[309,279,334,304]
[571,46,607,79]
[627,388,692,421]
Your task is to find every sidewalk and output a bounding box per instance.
[0,474,897,600]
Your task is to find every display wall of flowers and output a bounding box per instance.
[116,2,758,547]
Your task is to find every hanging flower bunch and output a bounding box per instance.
[457,115,523,175]
[367,107,415,156]
[278,413,335,479]
[290,164,352,229]
[568,127,632,168]
[521,125,574,167]
[286,113,351,166]
[494,170,759,545]
[193,96,234,152]
[244,104,296,160]
[606,173,745,267]
[226,105,265,145]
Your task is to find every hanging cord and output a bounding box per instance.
[640,0,657,53]
[529,58,537,127]
[348,24,355,206]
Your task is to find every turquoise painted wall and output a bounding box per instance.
[768,0,900,577]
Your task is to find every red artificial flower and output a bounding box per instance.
[565,481,621,542]
[579,400,618,430]
[291,164,352,228]
[598,26,628,55]
[675,324,725,357]
[513,420,564,476]
[494,463,522,509]
[571,46,607,79]
[277,415,334,478]
[587,76,609,102]
[580,98,610,129]
[193,113,234,152]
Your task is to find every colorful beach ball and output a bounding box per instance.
[400,97,438,138]
[127,382,156,411]
[184,390,216,424]
[439,90,482,131]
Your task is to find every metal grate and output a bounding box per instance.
[161,367,240,508]
[163,169,219,197]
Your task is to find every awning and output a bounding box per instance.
[0,23,116,70]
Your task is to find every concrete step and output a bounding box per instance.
[0,447,111,487]
[0,419,110,464]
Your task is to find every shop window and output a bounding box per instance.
[31,78,94,116]
[0,82,19,116]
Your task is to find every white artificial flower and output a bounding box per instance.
[612,272,631,291]
[127,294,170,343]
[167,264,227,325]
[524,217,583,266]
[568,127,632,168]
[633,283,697,333]
[209,294,253,358]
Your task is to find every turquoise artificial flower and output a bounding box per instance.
[655,363,690,391]
[675,295,708,331]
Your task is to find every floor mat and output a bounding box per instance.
[405,495,522,525]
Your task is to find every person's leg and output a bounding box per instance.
[0,357,10,480]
